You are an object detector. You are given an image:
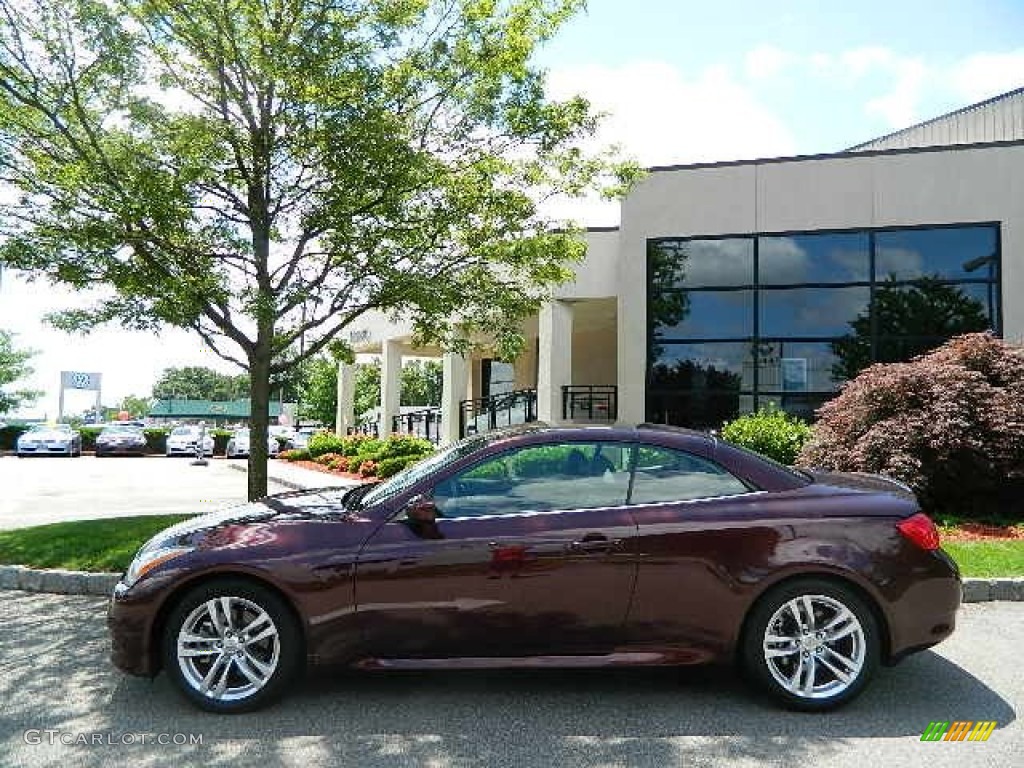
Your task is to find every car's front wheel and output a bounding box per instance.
[741,578,880,711]
[162,579,303,713]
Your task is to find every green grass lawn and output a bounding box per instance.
[942,540,1024,577]
[1,514,1022,578]
[0,515,192,573]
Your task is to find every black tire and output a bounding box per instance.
[162,578,303,713]
[740,577,880,711]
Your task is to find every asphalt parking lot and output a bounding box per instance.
[0,455,289,530]
[0,592,1019,768]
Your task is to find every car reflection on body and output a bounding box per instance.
[164,425,215,457]
[16,424,82,457]
[225,428,279,459]
[108,423,961,714]
[95,425,148,457]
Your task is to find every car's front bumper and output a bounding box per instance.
[97,443,146,455]
[17,444,73,455]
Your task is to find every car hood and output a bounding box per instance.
[804,469,917,501]
[145,490,358,551]
[20,430,74,441]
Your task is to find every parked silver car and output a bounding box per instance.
[16,424,82,457]
[225,428,279,459]
[165,425,215,457]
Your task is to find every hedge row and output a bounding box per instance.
[282,433,436,478]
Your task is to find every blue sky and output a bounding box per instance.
[4,0,1024,415]
[539,0,1024,160]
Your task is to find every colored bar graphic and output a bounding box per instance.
[920,721,996,742]
[921,722,949,741]
[968,722,996,742]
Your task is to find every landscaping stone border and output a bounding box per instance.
[1,563,1021,601]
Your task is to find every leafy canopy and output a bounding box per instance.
[0,0,638,497]
[0,329,41,414]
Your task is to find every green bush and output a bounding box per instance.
[142,428,169,454]
[308,432,345,458]
[721,407,812,466]
[0,424,30,450]
[376,435,434,459]
[78,426,104,451]
[352,437,384,460]
[376,454,429,479]
[279,448,310,461]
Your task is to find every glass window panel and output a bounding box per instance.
[630,446,750,505]
[649,238,754,289]
[433,442,631,517]
[759,232,870,285]
[872,280,996,338]
[645,390,747,430]
[648,343,755,391]
[756,342,846,392]
[875,226,998,281]
[759,287,870,338]
[653,290,754,340]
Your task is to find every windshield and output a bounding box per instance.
[360,433,490,508]
[102,425,140,434]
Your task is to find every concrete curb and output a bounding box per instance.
[223,461,306,491]
[1,563,1021,601]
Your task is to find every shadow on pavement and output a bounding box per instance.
[0,591,1016,768]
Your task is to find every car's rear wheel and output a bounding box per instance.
[741,578,879,711]
[162,579,303,713]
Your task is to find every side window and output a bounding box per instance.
[629,445,750,505]
[432,442,631,518]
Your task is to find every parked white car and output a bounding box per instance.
[16,424,82,457]
[225,428,279,459]
[165,425,215,457]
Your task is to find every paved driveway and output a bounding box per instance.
[0,593,1019,767]
[0,456,289,530]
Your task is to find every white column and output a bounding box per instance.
[441,352,468,445]
[379,339,402,436]
[537,300,573,424]
[334,361,356,436]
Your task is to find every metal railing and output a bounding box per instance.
[350,419,379,438]
[459,388,537,438]
[562,385,618,422]
[391,408,443,444]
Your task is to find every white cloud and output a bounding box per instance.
[745,45,792,80]
[0,271,241,419]
[950,50,1024,104]
[865,58,928,129]
[544,60,797,225]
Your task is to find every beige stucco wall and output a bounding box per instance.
[617,143,1024,424]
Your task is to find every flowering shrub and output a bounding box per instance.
[329,456,350,472]
[721,407,812,465]
[358,459,379,478]
[797,333,1024,516]
[278,448,310,461]
[315,451,345,466]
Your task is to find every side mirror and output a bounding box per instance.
[404,495,438,524]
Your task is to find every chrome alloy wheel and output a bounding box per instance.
[176,596,281,702]
[762,594,866,700]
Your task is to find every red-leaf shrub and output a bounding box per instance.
[797,333,1024,517]
[358,459,379,478]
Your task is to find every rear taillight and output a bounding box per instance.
[897,512,940,550]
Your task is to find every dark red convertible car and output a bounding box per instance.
[108,424,960,713]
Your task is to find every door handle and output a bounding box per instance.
[568,535,623,553]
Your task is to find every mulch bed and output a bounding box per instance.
[285,459,379,483]
[941,523,1024,542]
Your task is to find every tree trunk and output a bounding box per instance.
[248,346,272,501]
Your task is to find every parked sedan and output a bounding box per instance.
[16,424,81,457]
[95,425,148,457]
[225,428,279,459]
[109,424,960,713]
[164,425,215,457]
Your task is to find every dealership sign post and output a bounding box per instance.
[59,371,102,422]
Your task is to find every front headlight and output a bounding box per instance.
[123,546,193,588]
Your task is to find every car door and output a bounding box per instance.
[354,440,638,660]
[623,441,777,662]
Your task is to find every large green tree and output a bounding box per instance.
[0,329,41,414]
[152,366,249,401]
[0,0,637,498]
